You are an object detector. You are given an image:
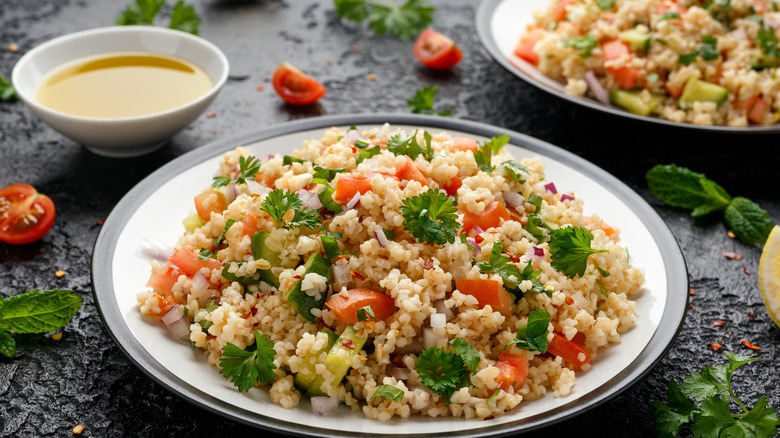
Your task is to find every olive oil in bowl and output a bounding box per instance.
[35,52,212,118]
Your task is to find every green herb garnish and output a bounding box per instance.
[502,160,529,184]
[371,384,404,402]
[528,194,543,213]
[449,337,480,374]
[407,86,452,116]
[595,0,615,10]
[524,214,552,243]
[563,34,598,58]
[283,155,306,165]
[399,188,459,246]
[505,308,551,353]
[478,242,548,296]
[356,305,375,322]
[313,166,346,181]
[116,0,201,35]
[213,219,236,249]
[679,36,719,64]
[218,330,277,392]
[387,130,434,161]
[758,24,780,59]
[260,189,321,230]
[653,351,780,438]
[211,155,262,188]
[548,226,608,278]
[0,72,18,102]
[334,0,434,40]
[473,135,510,173]
[659,11,680,21]
[356,145,382,165]
[415,346,470,404]
[310,178,343,215]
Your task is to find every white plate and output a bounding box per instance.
[92,114,688,437]
[475,0,780,133]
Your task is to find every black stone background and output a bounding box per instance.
[1,0,778,436]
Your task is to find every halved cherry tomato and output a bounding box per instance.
[194,189,228,222]
[413,28,463,70]
[447,137,479,152]
[271,62,327,106]
[325,288,396,324]
[168,246,222,277]
[494,352,529,390]
[0,183,56,245]
[455,279,514,316]
[396,157,428,186]
[601,39,640,89]
[548,331,592,368]
[442,176,462,197]
[734,96,768,124]
[460,201,510,235]
[514,26,546,66]
[333,174,374,203]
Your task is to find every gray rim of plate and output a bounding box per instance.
[475,0,780,134]
[91,113,689,438]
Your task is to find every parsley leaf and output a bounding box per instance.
[501,160,529,184]
[260,189,321,230]
[356,305,375,321]
[211,155,262,188]
[449,338,480,374]
[283,155,306,166]
[758,24,780,58]
[595,0,615,9]
[334,0,370,21]
[724,197,773,245]
[478,242,547,297]
[399,188,460,246]
[473,135,510,173]
[679,36,719,64]
[310,178,343,214]
[356,145,382,164]
[367,0,434,40]
[387,130,434,161]
[0,72,18,102]
[116,0,164,25]
[213,219,236,249]
[371,384,404,402]
[313,166,346,182]
[563,34,598,58]
[524,214,552,243]
[659,11,680,21]
[169,0,200,35]
[528,194,543,213]
[218,330,277,392]
[505,308,551,353]
[407,86,452,116]
[0,289,83,334]
[415,346,469,404]
[548,226,608,278]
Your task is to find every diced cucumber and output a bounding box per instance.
[619,28,650,53]
[293,328,338,392]
[183,212,206,232]
[751,54,780,70]
[285,253,332,323]
[251,231,282,266]
[308,325,368,396]
[678,78,728,105]
[610,90,665,116]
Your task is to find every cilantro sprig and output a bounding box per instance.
[548,226,608,278]
[334,0,434,40]
[0,289,84,358]
[505,308,551,353]
[0,72,18,102]
[478,242,547,296]
[260,189,322,230]
[653,351,780,438]
[218,329,277,392]
[501,160,529,185]
[400,188,459,246]
[211,155,262,188]
[407,86,452,116]
[116,0,201,35]
[387,130,433,161]
[473,135,510,173]
[679,36,719,65]
[415,346,470,404]
[647,164,774,245]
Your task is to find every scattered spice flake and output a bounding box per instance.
[564,295,574,305]
[378,255,388,260]
[747,312,756,319]
[742,340,761,350]
[251,307,258,316]
[72,425,85,434]
[97,218,105,225]
[689,288,696,295]
[206,112,216,118]
[351,45,359,52]
[327,60,334,66]
[690,304,696,311]
[727,230,736,239]
[52,332,63,341]
[723,251,743,260]
[342,339,355,349]
[269,4,278,12]
[508,253,520,263]
[293,275,302,279]
[187,124,195,130]
[243,313,251,319]
[55,270,66,278]
[364,320,376,331]
[474,234,484,244]
[422,258,434,270]
[740,265,750,276]
[350,270,365,281]
[256,84,264,91]
[713,320,726,327]
[367,73,376,81]
[9,43,18,52]
[710,341,722,351]
[211,130,217,135]
[336,255,349,261]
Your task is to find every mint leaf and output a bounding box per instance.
[449,337,480,374]
[0,330,15,359]
[653,380,697,438]
[169,0,200,35]
[116,0,164,25]
[647,164,730,212]
[691,178,731,217]
[724,197,773,245]
[0,289,83,333]
[0,72,18,102]
[371,384,404,402]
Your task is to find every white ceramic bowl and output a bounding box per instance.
[12,26,229,157]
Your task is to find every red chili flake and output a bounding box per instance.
[350,270,365,281]
[351,147,357,153]
[206,112,216,118]
[211,130,217,135]
[342,339,355,349]
[723,251,742,260]
[690,304,697,311]
[422,259,434,270]
[97,218,105,225]
[187,124,195,130]
[740,265,750,276]
[251,307,258,316]
[565,296,574,305]
[742,340,761,350]
[475,234,485,244]
[689,288,696,295]
[336,255,349,261]
[243,313,251,319]
[410,239,416,244]
[253,322,259,327]
[256,84,264,91]
[351,45,359,51]
[508,254,520,263]
[293,275,302,279]
[378,255,388,260]
[713,320,726,327]
[747,312,756,319]
[327,60,334,66]
[710,341,723,351]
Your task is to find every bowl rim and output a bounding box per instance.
[11,25,230,124]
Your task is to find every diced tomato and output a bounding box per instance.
[271,62,326,106]
[242,213,261,236]
[443,176,462,197]
[665,82,684,99]
[168,246,222,278]
[657,0,687,16]
[149,293,176,317]
[396,157,428,186]
[734,96,768,124]
[753,0,767,14]
[494,352,529,390]
[333,174,374,203]
[448,137,479,152]
[455,279,514,316]
[552,0,575,21]
[194,189,228,222]
[555,21,577,35]
[413,28,463,70]
[548,331,592,368]
[599,222,615,237]
[514,27,546,65]
[602,39,639,89]
[0,183,56,245]
[146,262,180,293]
[460,201,510,235]
[325,288,396,324]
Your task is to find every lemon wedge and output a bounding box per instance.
[759,225,780,329]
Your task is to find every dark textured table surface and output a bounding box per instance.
[1,0,779,436]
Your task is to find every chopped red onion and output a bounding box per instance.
[266,154,274,160]
[139,237,174,261]
[332,264,352,286]
[345,191,361,209]
[422,258,434,270]
[324,285,333,303]
[526,247,544,262]
[466,238,480,257]
[311,397,339,416]
[162,305,190,339]
[472,226,485,236]
[502,191,525,208]
[375,229,389,247]
[422,327,439,349]
[344,129,364,143]
[246,179,270,196]
[430,313,446,328]
[433,299,454,321]
[533,247,545,257]
[390,366,411,381]
[297,189,322,210]
[732,28,748,41]
[561,194,575,202]
[190,271,210,306]
[584,70,610,106]
[544,182,557,194]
